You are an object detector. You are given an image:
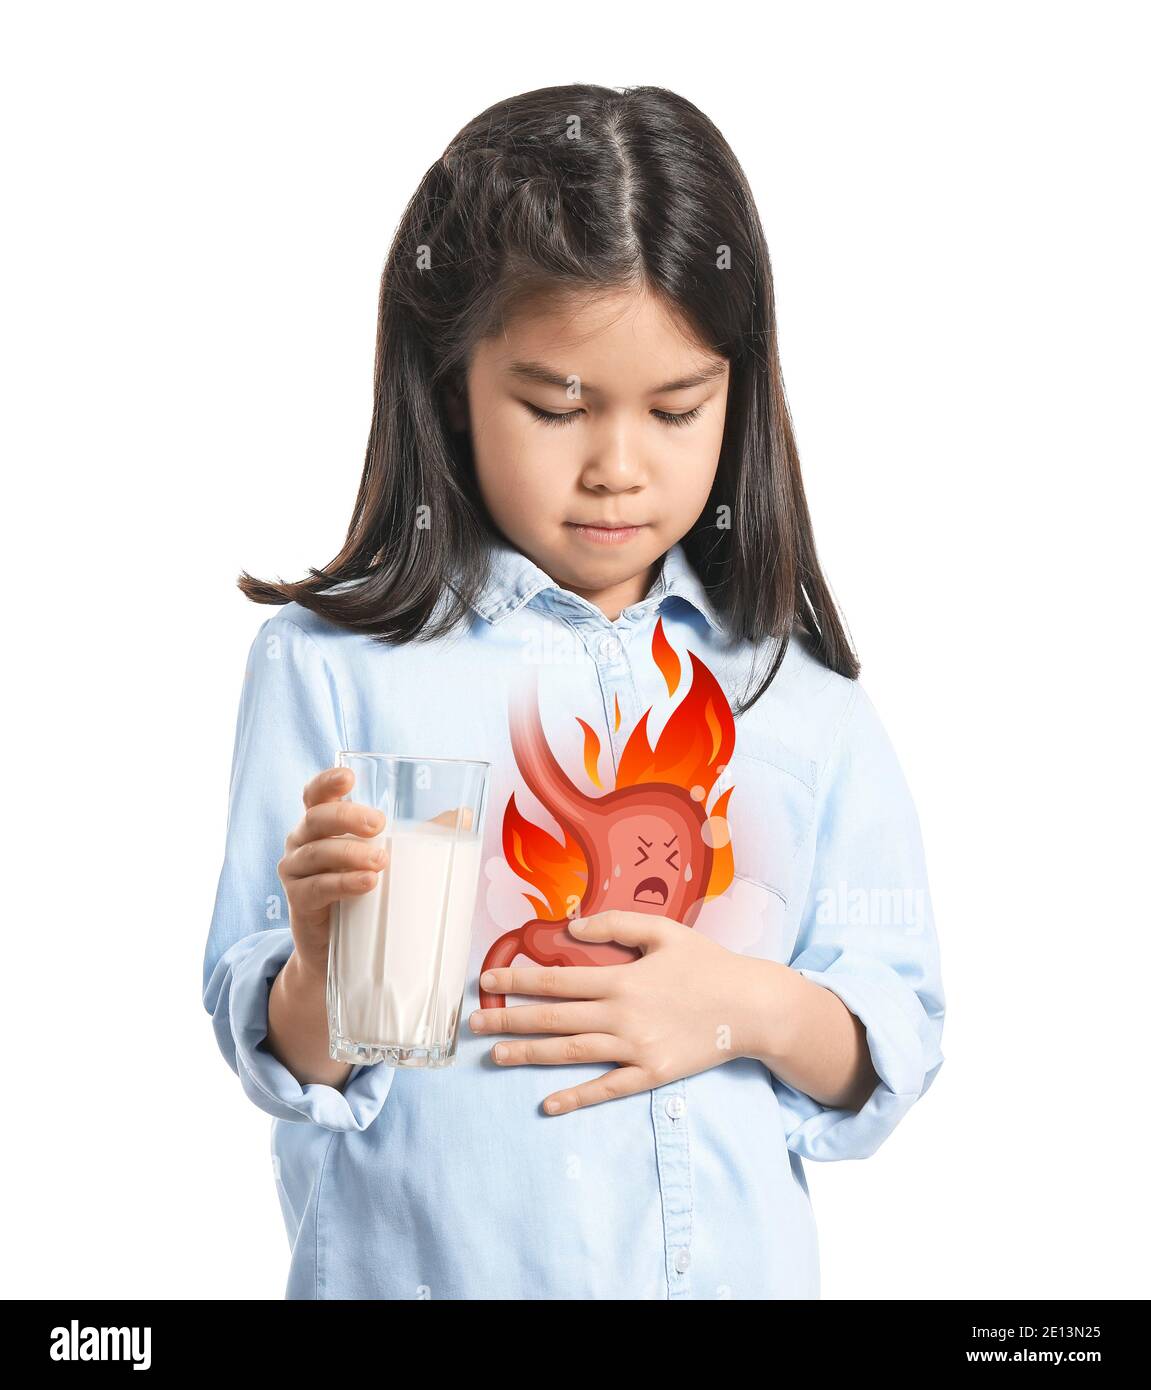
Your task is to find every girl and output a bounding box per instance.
[204,83,945,1301]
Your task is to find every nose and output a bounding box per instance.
[578,420,647,490]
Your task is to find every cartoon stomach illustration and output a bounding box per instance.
[479,615,738,1009]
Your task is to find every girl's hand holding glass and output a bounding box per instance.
[276,765,390,980]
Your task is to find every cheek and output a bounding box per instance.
[473,443,551,526]
[473,409,573,502]
[671,448,722,515]
[667,416,726,506]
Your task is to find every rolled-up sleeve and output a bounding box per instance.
[771,682,946,1161]
[202,612,396,1132]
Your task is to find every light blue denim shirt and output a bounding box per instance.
[203,537,945,1300]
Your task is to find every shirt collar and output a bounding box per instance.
[452,536,724,634]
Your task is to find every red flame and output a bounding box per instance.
[502,616,737,918]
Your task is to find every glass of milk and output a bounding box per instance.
[327,752,490,1068]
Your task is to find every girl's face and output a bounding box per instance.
[450,285,729,618]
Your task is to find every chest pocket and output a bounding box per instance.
[695,738,815,962]
[723,740,816,897]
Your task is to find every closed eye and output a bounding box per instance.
[524,403,704,429]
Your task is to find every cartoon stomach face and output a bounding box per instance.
[478,616,737,1009]
[589,787,712,924]
[612,811,686,912]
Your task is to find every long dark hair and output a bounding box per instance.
[238,83,859,716]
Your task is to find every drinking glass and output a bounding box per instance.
[327,752,490,1067]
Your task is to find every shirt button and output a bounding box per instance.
[665,1095,686,1120]
[673,1248,691,1273]
[597,634,622,662]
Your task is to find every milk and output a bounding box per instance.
[329,820,484,1066]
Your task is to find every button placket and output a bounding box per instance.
[594,630,625,675]
[554,594,695,1297]
[651,1079,693,1299]
[578,621,637,768]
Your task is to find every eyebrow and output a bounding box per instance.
[506,358,727,396]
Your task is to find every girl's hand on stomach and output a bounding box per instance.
[277,765,389,980]
[470,910,789,1115]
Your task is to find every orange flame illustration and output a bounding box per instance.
[481,616,738,1008]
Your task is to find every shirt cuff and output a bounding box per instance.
[204,927,396,1132]
[771,946,944,1162]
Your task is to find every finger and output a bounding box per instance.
[541,1065,654,1115]
[293,868,380,916]
[490,1033,631,1068]
[570,908,672,950]
[426,804,476,832]
[286,797,386,850]
[469,1001,607,1037]
[303,765,354,809]
[479,964,616,1000]
[280,833,389,882]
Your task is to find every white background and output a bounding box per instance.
[3,0,1147,1300]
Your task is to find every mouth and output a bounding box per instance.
[566,522,646,545]
[633,876,668,907]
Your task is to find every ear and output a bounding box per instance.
[443,374,469,433]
